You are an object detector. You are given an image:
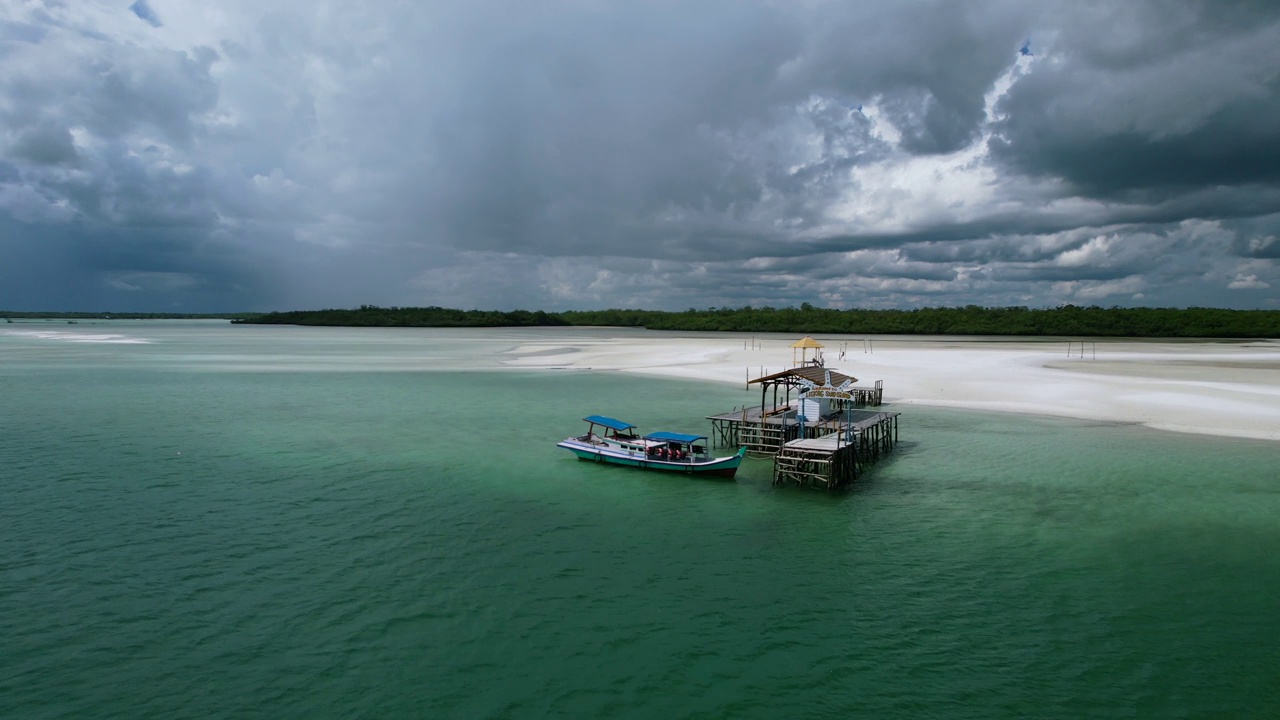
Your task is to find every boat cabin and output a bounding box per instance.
[577,414,641,444]
[643,431,710,461]
[573,416,712,463]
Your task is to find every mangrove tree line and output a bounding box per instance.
[234,304,1280,337]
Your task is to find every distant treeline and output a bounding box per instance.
[2,311,256,320]
[234,306,569,327]
[236,304,1280,337]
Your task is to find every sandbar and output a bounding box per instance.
[504,332,1280,441]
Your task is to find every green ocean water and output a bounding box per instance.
[2,322,1279,718]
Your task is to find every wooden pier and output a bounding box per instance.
[707,367,884,455]
[706,406,900,488]
[771,411,899,490]
[707,360,899,490]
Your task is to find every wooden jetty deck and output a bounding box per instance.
[707,359,899,490]
[705,406,900,490]
[706,404,793,454]
[771,412,899,490]
[706,403,888,453]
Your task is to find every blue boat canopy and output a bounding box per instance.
[643,431,706,444]
[583,415,636,432]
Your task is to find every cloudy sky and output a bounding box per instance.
[2,0,1279,312]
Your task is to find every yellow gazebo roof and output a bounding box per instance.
[790,336,825,366]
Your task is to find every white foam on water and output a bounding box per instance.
[1,330,152,344]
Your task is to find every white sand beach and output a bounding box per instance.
[504,332,1280,441]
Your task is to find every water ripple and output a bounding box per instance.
[4,361,1280,719]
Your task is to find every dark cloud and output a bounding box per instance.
[1223,214,1280,259]
[129,0,162,29]
[0,1,1277,312]
[990,2,1280,197]
[0,19,48,45]
[358,0,1034,261]
[990,90,1280,196]
[8,123,79,166]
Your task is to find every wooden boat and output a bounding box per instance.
[557,415,746,478]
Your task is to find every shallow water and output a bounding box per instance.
[3,322,1279,718]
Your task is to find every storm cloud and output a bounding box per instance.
[1,0,1278,311]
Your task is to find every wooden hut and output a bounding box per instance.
[706,366,884,454]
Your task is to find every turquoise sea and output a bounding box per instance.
[3,321,1279,718]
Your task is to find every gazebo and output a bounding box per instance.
[790,336,824,367]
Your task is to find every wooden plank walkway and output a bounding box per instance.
[706,371,897,490]
[706,404,900,490]
[779,411,899,448]
[706,407,893,454]
[772,411,900,490]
